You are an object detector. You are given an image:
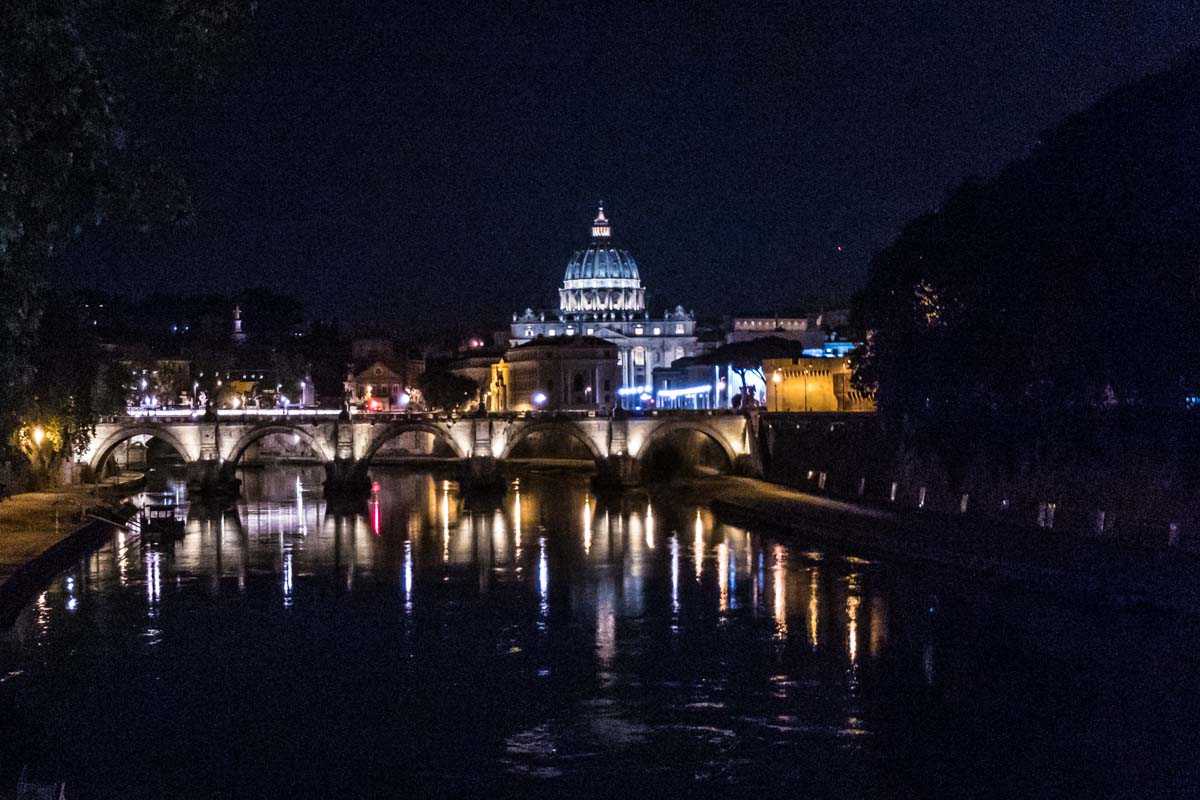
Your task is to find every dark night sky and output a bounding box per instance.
[61,1,1200,332]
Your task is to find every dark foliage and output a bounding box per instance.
[853,50,1200,482]
[417,370,477,412]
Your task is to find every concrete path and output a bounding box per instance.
[0,488,104,583]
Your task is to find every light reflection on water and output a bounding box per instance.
[2,465,1199,798]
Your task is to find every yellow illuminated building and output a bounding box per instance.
[763,357,874,413]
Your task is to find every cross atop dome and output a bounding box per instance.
[591,202,610,238]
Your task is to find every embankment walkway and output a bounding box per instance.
[0,488,104,584]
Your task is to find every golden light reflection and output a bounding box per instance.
[583,494,593,555]
[693,510,704,580]
[847,593,860,664]
[441,481,450,562]
[772,544,787,638]
[807,568,820,651]
[645,504,655,549]
[492,510,508,566]
[870,595,888,658]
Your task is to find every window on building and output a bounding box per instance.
[566,326,575,336]
[548,328,558,336]
[652,326,661,335]
[586,327,594,335]
[633,346,646,366]
[634,325,644,335]
[525,326,534,337]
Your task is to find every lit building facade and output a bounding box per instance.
[763,356,874,413]
[511,204,700,407]
[487,336,619,412]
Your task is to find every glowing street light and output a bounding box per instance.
[532,391,548,408]
[32,425,44,446]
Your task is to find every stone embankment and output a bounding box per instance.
[696,476,1200,617]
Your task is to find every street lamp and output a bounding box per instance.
[32,425,44,446]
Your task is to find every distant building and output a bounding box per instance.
[486,336,618,412]
[727,310,852,350]
[763,356,874,413]
[510,204,701,406]
[345,356,424,412]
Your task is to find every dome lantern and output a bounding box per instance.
[591,202,611,239]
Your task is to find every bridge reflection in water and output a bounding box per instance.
[154,466,888,667]
[10,464,1193,797]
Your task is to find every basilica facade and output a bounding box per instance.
[510,204,700,403]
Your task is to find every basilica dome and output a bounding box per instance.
[559,204,646,316]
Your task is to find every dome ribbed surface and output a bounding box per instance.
[563,247,640,282]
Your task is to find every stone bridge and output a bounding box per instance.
[79,409,762,499]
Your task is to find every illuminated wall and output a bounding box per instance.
[763,357,874,413]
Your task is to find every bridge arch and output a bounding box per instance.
[500,420,605,461]
[635,419,739,471]
[361,421,467,464]
[223,424,336,467]
[88,425,195,473]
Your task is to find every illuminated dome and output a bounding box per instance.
[559,203,646,316]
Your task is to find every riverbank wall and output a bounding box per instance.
[758,410,1200,552]
[695,476,1200,618]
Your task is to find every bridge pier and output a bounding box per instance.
[186,460,241,499]
[323,459,372,504]
[593,454,642,491]
[456,456,507,497]
[733,453,764,478]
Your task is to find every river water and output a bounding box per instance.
[1,465,1199,798]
